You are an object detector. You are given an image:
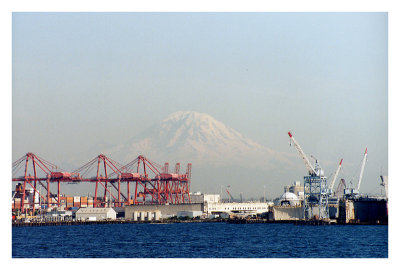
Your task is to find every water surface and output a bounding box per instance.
[12,223,388,258]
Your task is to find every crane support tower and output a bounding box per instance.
[288,131,329,220]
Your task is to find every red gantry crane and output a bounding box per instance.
[12,153,192,213]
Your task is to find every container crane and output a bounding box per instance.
[328,159,343,193]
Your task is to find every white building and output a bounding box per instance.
[274,192,302,207]
[190,193,220,204]
[75,208,116,221]
[177,211,203,218]
[132,211,161,221]
[205,202,272,215]
[45,209,72,217]
[284,181,304,200]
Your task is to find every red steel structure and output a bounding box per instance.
[12,153,192,213]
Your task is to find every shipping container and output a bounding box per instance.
[66,197,73,203]
[160,173,179,179]
[121,172,141,179]
[51,172,71,178]
[73,196,80,202]
[73,202,80,207]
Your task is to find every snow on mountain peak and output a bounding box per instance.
[109,111,292,168]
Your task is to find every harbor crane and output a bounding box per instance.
[328,159,343,194]
[288,132,317,176]
[344,148,367,198]
[288,131,328,220]
[357,148,368,191]
[226,185,234,203]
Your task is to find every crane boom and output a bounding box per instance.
[329,159,343,190]
[226,188,234,202]
[357,148,367,191]
[288,131,317,175]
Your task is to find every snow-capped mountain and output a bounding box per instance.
[109,111,294,169]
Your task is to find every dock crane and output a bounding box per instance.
[344,148,367,198]
[328,159,343,194]
[288,132,318,176]
[357,148,368,191]
[288,131,328,219]
[226,185,234,203]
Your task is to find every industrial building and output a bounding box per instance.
[75,208,116,221]
[132,211,161,221]
[177,211,203,218]
[125,203,203,219]
[284,181,304,200]
[190,192,220,204]
[274,192,302,206]
[205,202,271,215]
[272,206,304,221]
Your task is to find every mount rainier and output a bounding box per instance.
[108,111,294,169]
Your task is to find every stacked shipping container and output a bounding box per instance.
[12,195,104,211]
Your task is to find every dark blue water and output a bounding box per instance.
[12,223,387,258]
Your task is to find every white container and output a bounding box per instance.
[133,211,138,221]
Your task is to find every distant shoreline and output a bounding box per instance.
[12,218,387,227]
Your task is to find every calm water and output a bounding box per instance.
[12,223,388,258]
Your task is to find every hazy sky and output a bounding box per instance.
[12,12,387,197]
